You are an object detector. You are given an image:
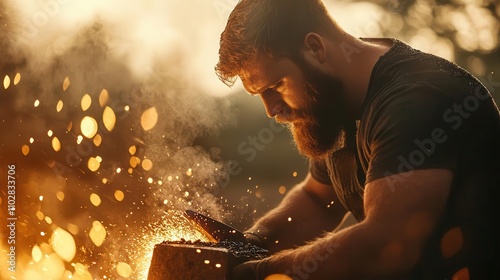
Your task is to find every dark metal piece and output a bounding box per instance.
[184,210,246,243]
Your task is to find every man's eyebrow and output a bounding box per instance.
[248,79,282,96]
[240,77,260,96]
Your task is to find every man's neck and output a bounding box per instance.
[329,37,392,119]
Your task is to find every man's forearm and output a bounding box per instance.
[247,181,346,253]
[265,219,419,280]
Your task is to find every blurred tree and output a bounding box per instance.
[328,0,499,99]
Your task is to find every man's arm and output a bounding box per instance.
[253,169,452,279]
[246,172,347,253]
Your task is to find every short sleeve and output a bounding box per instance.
[309,159,332,185]
[364,84,458,183]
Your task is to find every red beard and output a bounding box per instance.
[286,59,350,160]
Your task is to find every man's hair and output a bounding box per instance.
[215,0,341,86]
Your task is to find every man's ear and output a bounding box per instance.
[302,33,327,64]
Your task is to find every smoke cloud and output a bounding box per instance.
[0,0,241,279]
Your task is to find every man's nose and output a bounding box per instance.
[260,91,284,118]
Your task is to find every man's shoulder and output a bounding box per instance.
[362,39,488,127]
[370,38,481,92]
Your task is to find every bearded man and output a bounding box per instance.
[215,0,500,279]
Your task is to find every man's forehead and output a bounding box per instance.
[239,69,266,94]
[239,54,273,81]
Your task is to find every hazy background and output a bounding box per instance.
[0,0,498,279]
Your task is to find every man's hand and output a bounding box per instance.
[243,174,346,253]
[244,231,267,247]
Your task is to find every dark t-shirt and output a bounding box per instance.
[310,39,500,279]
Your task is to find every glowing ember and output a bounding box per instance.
[141,107,158,131]
[3,74,10,89]
[21,144,30,155]
[99,89,109,107]
[75,263,86,273]
[36,211,44,220]
[52,136,61,152]
[67,223,79,235]
[266,275,293,280]
[89,220,107,247]
[278,186,287,194]
[77,135,83,144]
[142,158,153,171]
[27,253,66,279]
[81,116,98,138]
[103,106,116,131]
[73,263,92,279]
[30,137,34,143]
[63,76,70,91]
[81,93,92,111]
[14,72,21,85]
[32,245,43,263]
[129,145,137,155]
[50,227,77,262]
[90,193,101,206]
[130,156,141,168]
[93,133,102,146]
[114,190,125,201]
[56,191,65,201]
[34,99,40,107]
[48,130,53,137]
[116,262,133,278]
[88,157,101,172]
[56,100,64,113]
